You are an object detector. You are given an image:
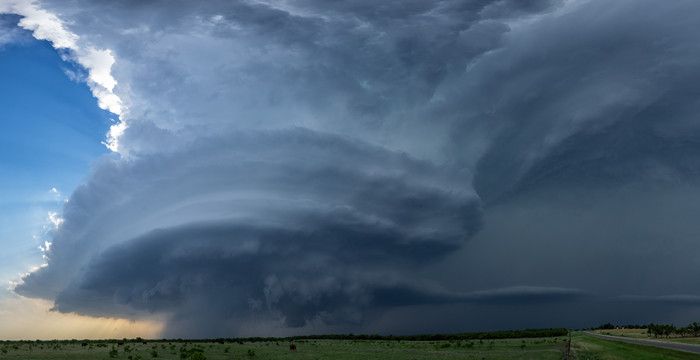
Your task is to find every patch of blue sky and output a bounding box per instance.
[0,15,112,284]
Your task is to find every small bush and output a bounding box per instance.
[190,353,206,360]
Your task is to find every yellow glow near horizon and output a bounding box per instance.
[0,295,163,340]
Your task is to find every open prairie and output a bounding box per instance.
[0,338,567,360]
[2,332,700,359]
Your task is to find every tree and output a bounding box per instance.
[691,322,700,337]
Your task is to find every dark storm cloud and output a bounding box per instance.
[17,129,480,336]
[14,0,700,336]
[35,0,561,159]
[460,0,700,202]
[20,0,544,335]
[617,295,700,306]
[464,286,588,305]
[420,0,700,327]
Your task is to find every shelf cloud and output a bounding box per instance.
[8,0,700,336]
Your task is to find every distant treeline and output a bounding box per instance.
[594,322,700,338]
[0,328,569,344]
[646,323,700,338]
[594,323,646,330]
[289,328,569,341]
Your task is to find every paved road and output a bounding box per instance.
[586,332,700,355]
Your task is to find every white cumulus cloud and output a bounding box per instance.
[0,0,126,151]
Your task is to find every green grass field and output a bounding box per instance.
[0,338,566,360]
[592,329,650,338]
[571,333,700,359]
[0,332,698,359]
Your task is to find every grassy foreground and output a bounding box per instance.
[1,332,698,359]
[0,338,566,359]
[571,333,700,359]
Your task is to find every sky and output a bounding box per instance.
[1,0,700,339]
[0,13,110,299]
